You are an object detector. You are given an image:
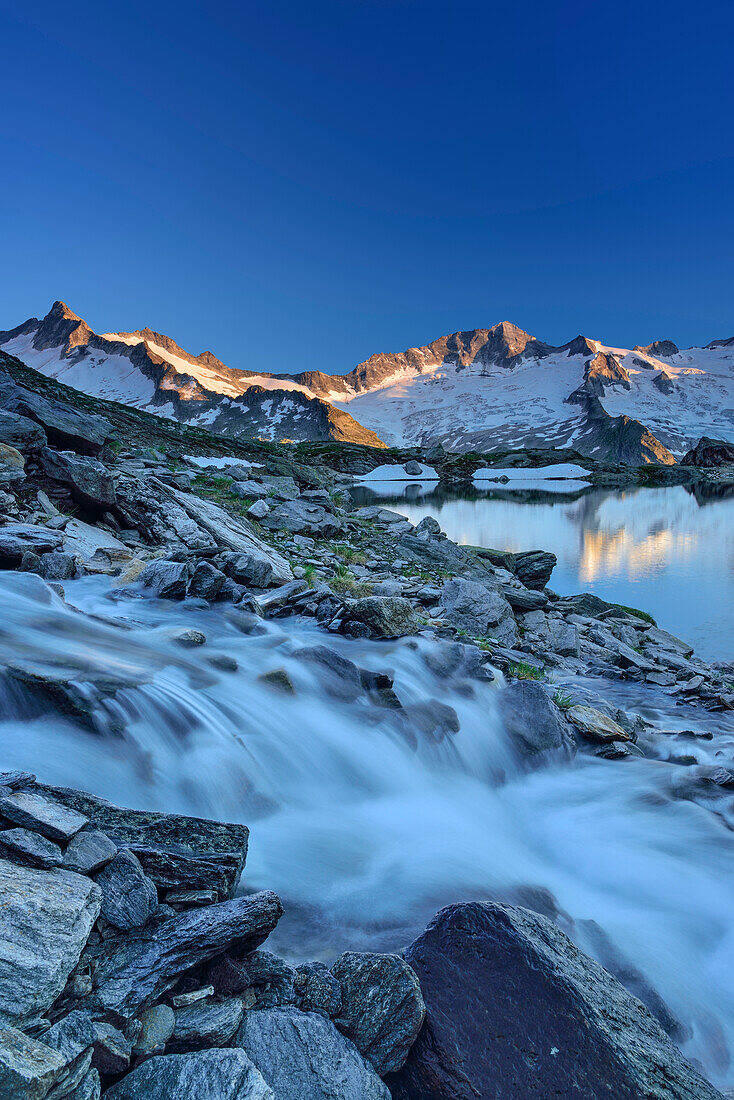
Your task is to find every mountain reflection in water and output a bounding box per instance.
[354,483,734,661]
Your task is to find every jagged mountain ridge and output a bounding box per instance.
[2,302,733,460]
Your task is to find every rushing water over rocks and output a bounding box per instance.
[1,572,734,1087]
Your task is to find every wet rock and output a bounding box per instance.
[0,789,88,841]
[513,550,557,590]
[32,783,249,900]
[567,705,633,743]
[223,552,275,588]
[388,901,723,1100]
[399,700,460,744]
[132,1004,176,1056]
[169,997,244,1052]
[174,628,207,647]
[293,645,363,701]
[104,1048,273,1100]
[187,561,226,600]
[88,890,282,1018]
[294,962,343,1018]
[236,1006,390,1099]
[0,826,62,868]
[96,849,160,930]
[499,681,576,766]
[0,523,63,565]
[257,668,296,694]
[0,769,35,788]
[422,640,494,682]
[0,859,101,1027]
[332,952,425,1075]
[62,829,118,875]
[38,551,77,581]
[342,596,418,638]
[138,559,190,599]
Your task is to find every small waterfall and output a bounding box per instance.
[1,571,733,1086]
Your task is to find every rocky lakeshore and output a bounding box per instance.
[1,351,734,1097]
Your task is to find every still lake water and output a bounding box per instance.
[354,482,734,661]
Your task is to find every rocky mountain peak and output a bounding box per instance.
[634,340,679,358]
[33,300,93,354]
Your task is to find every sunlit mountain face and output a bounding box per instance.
[1,302,732,457]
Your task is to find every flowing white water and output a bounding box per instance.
[1,572,733,1086]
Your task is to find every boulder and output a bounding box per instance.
[547,618,579,657]
[96,849,160,930]
[222,552,275,588]
[261,499,343,539]
[0,1027,66,1100]
[91,1021,131,1075]
[499,681,576,766]
[104,1049,273,1100]
[232,480,269,499]
[0,523,63,565]
[0,858,101,1027]
[169,997,244,1052]
[567,705,633,743]
[0,441,26,481]
[31,783,249,900]
[0,408,46,452]
[681,436,734,467]
[235,1007,390,1099]
[38,551,77,580]
[247,499,270,520]
[437,578,515,641]
[62,829,118,875]
[294,963,343,1018]
[188,560,226,600]
[513,550,556,590]
[342,597,418,638]
[41,1010,97,1097]
[40,449,116,509]
[332,952,425,1075]
[88,890,282,1018]
[388,902,724,1100]
[5,386,111,454]
[138,559,190,599]
[132,1005,176,1056]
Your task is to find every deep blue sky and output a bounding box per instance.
[1,0,732,373]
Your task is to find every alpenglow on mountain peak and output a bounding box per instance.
[0,300,732,461]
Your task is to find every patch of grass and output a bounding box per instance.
[329,564,372,597]
[333,543,367,566]
[552,689,574,710]
[612,603,657,626]
[303,563,316,583]
[506,661,546,681]
[193,475,255,519]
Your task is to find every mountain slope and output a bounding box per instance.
[2,302,732,461]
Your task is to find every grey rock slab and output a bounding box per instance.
[0,523,63,564]
[332,951,425,1075]
[0,826,63,868]
[169,997,244,1052]
[42,1010,97,1098]
[96,849,159,930]
[6,386,111,454]
[499,681,576,766]
[0,408,47,452]
[32,784,248,900]
[261,499,343,539]
[342,596,418,638]
[104,1049,273,1100]
[91,1022,131,1075]
[0,790,88,842]
[88,890,282,1019]
[388,902,724,1100]
[236,1007,390,1099]
[62,830,117,875]
[437,577,515,638]
[63,1067,100,1100]
[0,1026,65,1100]
[513,549,557,589]
[0,859,101,1027]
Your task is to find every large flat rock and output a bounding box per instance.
[104,1049,273,1099]
[0,858,101,1028]
[389,902,724,1100]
